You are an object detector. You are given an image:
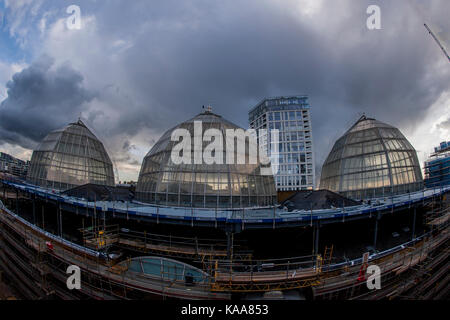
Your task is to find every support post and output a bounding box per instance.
[314,222,320,257]
[273,205,276,229]
[103,209,106,232]
[15,190,19,215]
[60,204,63,238]
[42,205,45,230]
[94,199,97,231]
[226,232,233,259]
[32,195,36,224]
[412,206,417,240]
[231,233,234,260]
[373,213,380,251]
[57,203,63,237]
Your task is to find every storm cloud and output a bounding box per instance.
[0,0,449,181]
[0,55,94,148]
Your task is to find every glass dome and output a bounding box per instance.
[136,110,277,208]
[27,119,115,191]
[320,116,423,199]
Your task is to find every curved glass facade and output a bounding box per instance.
[123,256,209,284]
[320,116,423,199]
[136,111,277,208]
[27,120,115,191]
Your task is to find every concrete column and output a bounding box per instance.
[412,206,417,240]
[56,203,60,236]
[32,196,36,224]
[103,210,106,232]
[60,204,63,237]
[15,190,19,215]
[314,222,320,257]
[57,203,63,237]
[42,205,45,230]
[373,214,380,251]
[226,232,234,259]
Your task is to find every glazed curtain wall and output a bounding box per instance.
[320,119,423,199]
[27,121,115,191]
[136,113,277,208]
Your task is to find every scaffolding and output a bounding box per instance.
[0,182,449,300]
[79,225,252,260]
[209,255,321,292]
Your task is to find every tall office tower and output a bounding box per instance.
[249,96,315,191]
[424,141,450,188]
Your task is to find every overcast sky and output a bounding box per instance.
[0,0,449,183]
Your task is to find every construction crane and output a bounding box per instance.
[424,23,450,62]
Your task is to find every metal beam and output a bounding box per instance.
[314,222,320,257]
[424,23,450,62]
[373,214,380,250]
[226,232,233,259]
[32,196,36,225]
[15,190,19,215]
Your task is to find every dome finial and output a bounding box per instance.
[357,113,367,122]
[77,112,84,125]
[201,105,213,114]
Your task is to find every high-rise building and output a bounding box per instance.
[0,152,29,178]
[249,96,315,191]
[424,141,450,188]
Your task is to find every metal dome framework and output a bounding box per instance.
[136,111,277,208]
[27,119,115,191]
[320,116,423,199]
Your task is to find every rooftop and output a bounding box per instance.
[3,179,448,229]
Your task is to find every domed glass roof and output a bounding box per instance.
[27,119,115,191]
[320,116,423,199]
[136,110,277,208]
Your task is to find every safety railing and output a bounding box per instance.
[117,228,249,258]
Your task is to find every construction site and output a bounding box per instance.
[0,108,449,301]
[0,0,449,304]
[0,177,448,300]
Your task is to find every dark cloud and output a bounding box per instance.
[122,140,136,152]
[0,55,95,149]
[95,0,449,173]
[1,0,449,180]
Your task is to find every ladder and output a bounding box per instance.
[323,245,334,267]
